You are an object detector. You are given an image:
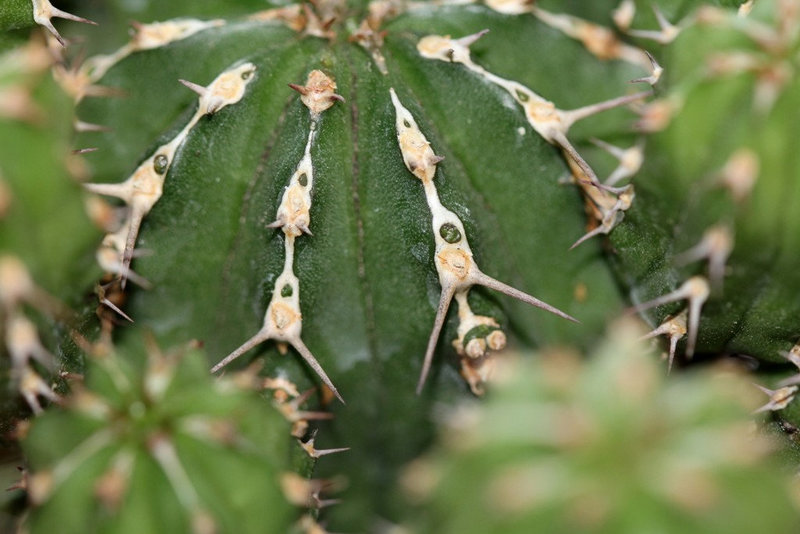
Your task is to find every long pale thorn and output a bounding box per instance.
[417,285,456,394]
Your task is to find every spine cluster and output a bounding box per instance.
[390,89,577,394]
[84,62,256,295]
[211,70,345,404]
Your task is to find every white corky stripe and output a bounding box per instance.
[390,89,578,394]
[84,19,225,84]
[85,62,257,290]
[416,31,648,248]
[212,70,345,404]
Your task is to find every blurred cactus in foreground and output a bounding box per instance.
[19,341,306,534]
[401,320,800,534]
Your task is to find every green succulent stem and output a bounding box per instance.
[3,0,800,532]
[0,0,34,32]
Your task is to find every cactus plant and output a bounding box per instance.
[400,319,800,534]
[20,341,302,534]
[2,0,800,531]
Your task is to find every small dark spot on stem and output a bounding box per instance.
[153,154,169,175]
[439,223,462,244]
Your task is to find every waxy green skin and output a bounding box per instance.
[0,0,35,31]
[6,0,800,529]
[72,3,629,525]
[73,0,800,525]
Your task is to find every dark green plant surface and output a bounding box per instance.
[0,1,37,32]
[70,3,634,525]
[2,0,800,531]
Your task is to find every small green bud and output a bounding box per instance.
[439,223,462,244]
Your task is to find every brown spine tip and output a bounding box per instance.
[288,83,308,95]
